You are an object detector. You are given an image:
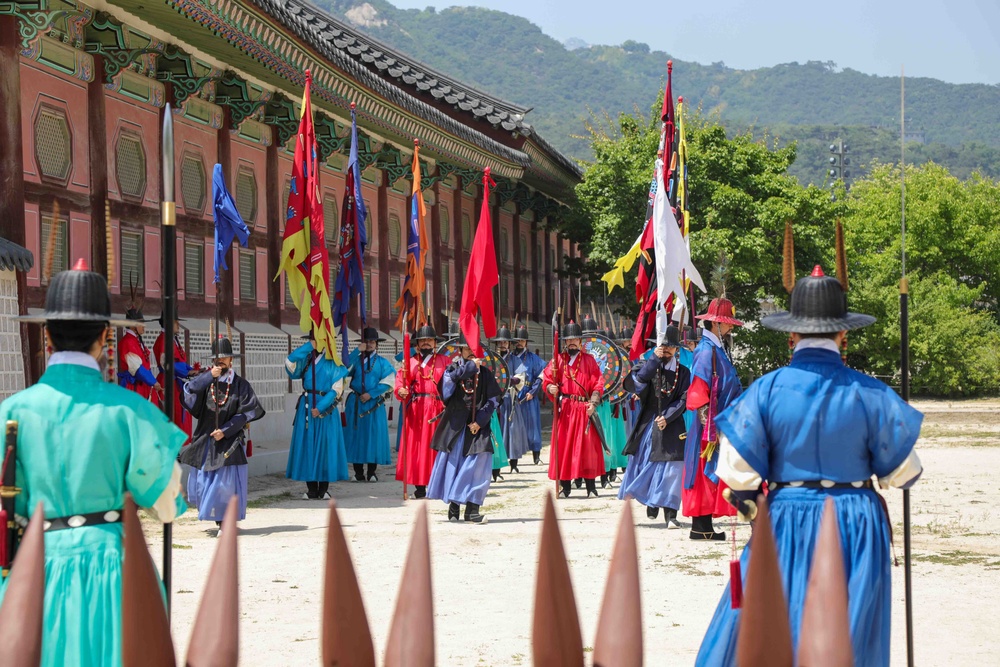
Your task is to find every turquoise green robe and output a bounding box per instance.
[598,400,628,470]
[0,360,187,667]
[490,411,508,469]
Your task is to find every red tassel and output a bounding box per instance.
[246,439,253,457]
[0,508,7,568]
[730,559,743,609]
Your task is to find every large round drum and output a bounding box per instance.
[436,339,511,394]
[580,333,625,399]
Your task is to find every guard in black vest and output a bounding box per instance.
[617,325,690,527]
[425,333,502,524]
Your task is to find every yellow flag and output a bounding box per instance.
[601,233,643,294]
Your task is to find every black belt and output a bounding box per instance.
[561,395,590,403]
[769,480,873,491]
[412,392,436,399]
[44,509,124,532]
[303,390,328,396]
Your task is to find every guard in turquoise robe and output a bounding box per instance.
[285,338,349,497]
[0,264,186,667]
[343,328,395,482]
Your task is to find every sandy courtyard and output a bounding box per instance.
[146,399,1000,665]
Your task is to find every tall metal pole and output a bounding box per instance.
[900,65,914,667]
[160,104,177,617]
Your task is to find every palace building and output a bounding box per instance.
[0,0,583,420]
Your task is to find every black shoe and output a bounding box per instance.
[367,473,379,483]
[414,485,427,499]
[533,452,541,465]
[448,502,460,522]
[559,481,572,498]
[646,506,660,520]
[608,469,618,483]
[574,478,583,489]
[664,508,681,529]
[366,464,377,479]
[585,479,599,498]
[601,474,609,489]
[464,503,488,524]
[492,468,504,483]
[352,464,365,482]
[620,467,627,474]
[690,515,725,541]
[509,459,520,474]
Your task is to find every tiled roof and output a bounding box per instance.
[0,237,33,273]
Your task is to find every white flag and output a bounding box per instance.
[652,158,705,344]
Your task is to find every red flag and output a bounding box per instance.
[458,169,498,356]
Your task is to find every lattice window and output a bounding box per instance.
[440,207,450,245]
[185,242,204,297]
[34,108,72,183]
[389,214,402,257]
[364,200,373,250]
[115,132,146,200]
[499,228,509,263]
[239,249,255,301]
[520,234,528,264]
[549,248,556,270]
[323,192,339,245]
[181,154,206,213]
[520,281,527,309]
[499,276,509,304]
[364,271,372,311]
[40,213,68,284]
[440,266,450,306]
[234,168,257,226]
[120,229,143,290]
[461,212,471,250]
[389,275,401,316]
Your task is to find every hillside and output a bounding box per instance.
[315,1,1000,181]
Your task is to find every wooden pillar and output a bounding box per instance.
[265,127,281,328]
[512,207,522,317]
[377,174,389,333]
[88,62,108,280]
[217,110,234,324]
[453,177,467,316]
[0,17,34,385]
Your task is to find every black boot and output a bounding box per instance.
[509,459,520,474]
[689,515,725,541]
[304,481,319,499]
[316,482,330,499]
[574,478,583,489]
[559,481,572,498]
[608,468,618,483]
[366,463,378,482]
[601,473,609,489]
[664,507,680,529]
[448,502,460,522]
[352,464,365,482]
[646,506,660,520]
[464,503,487,524]
[492,468,504,482]
[533,451,541,465]
[414,485,427,499]
[585,478,599,498]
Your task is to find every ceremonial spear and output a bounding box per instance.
[160,104,177,615]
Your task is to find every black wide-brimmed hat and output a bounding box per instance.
[209,337,242,360]
[580,316,599,334]
[491,325,513,343]
[682,326,700,343]
[361,327,384,342]
[512,325,532,342]
[157,312,186,328]
[18,259,131,326]
[761,266,876,334]
[414,324,437,340]
[647,325,682,348]
[562,321,584,339]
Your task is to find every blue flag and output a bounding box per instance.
[212,164,250,284]
[332,107,368,358]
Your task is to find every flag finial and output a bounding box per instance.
[350,101,356,110]
[305,69,312,83]
[678,95,684,103]
[667,59,673,70]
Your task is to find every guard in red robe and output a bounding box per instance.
[395,324,449,498]
[117,306,159,400]
[153,312,193,439]
[542,321,606,498]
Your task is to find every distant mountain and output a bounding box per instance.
[315,1,1000,182]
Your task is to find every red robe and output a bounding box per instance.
[117,329,155,400]
[683,376,736,518]
[394,353,449,486]
[542,351,605,481]
[153,332,193,441]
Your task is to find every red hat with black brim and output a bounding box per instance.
[694,297,744,326]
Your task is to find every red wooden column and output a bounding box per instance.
[512,206,523,317]
[265,126,281,328]
[376,174,389,332]
[0,17,33,386]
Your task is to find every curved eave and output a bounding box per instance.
[0,237,34,273]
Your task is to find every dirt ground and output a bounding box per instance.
[146,398,1000,666]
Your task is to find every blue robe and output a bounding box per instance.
[284,343,349,483]
[695,348,923,666]
[510,348,545,453]
[343,349,394,465]
[684,335,742,488]
[498,350,531,460]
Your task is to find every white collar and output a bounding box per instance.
[567,352,580,366]
[701,329,723,348]
[48,351,100,372]
[665,356,678,371]
[217,368,235,384]
[794,338,841,354]
[420,353,433,367]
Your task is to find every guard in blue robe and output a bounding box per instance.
[426,337,501,524]
[494,326,530,474]
[180,337,265,526]
[618,327,689,527]
[284,336,349,498]
[695,268,923,666]
[511,325,546,465]
[343,328,394,482]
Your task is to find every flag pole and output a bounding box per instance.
[160,103,176,616]
[899,64,914,667]
[401,309,410,501]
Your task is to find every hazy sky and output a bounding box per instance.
[386,0,1000,85]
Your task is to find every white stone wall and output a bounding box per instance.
[0,270,25,402]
